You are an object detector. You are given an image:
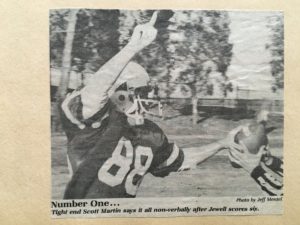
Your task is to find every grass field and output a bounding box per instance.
[51,111,283,199]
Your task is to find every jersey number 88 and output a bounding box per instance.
[98,137,153,195]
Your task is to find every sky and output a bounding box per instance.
[169,11,283,99]
[226,11,283,99]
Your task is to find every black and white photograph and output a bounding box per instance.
[50,9,283,217]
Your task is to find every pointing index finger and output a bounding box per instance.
[148,11,158,26]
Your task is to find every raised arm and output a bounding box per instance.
[80,11,158,119]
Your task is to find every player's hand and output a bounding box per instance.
[219,125,244,150]
[228,142,267,173]
[127,11,158,51]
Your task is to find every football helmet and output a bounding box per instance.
[110,62,163,125]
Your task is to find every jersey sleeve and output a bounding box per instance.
[149,138,184,178]
[58,91,83,140]
[58,90,110,141]
[250,155,283,196]
[131,119,184,177]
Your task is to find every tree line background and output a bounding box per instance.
[50,9,283,125]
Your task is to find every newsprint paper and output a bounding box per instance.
[50,9,283,218]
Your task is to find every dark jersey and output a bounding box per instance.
[59,92,111,173]
[251,154,283,196]
[64,113,184,199]
[60,94,184,199]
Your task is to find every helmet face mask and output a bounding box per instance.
[110,62,162,125]
[111,85,162,126]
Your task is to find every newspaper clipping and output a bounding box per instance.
[50,9,283,218]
